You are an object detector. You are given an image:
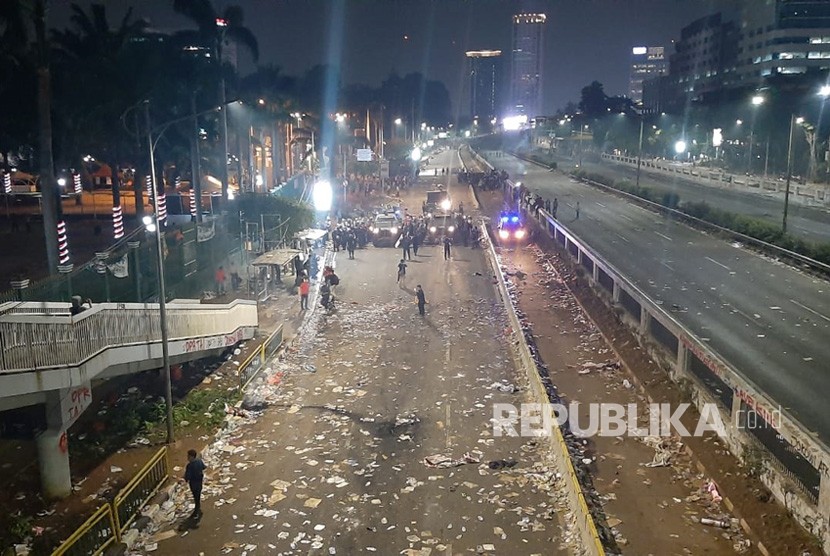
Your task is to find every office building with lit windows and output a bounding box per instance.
[466,50,504,121]
[629,46,667,104]
[510,13,546,117]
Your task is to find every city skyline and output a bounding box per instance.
[52,0,745,116]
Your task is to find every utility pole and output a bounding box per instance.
[636,117,644,189]
[783,114,797,233]
[190,93,202,223]
[216,21,230,203]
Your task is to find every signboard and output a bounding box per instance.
[60,382,93,428]
[381,161,390,179]
[356,149,373,162]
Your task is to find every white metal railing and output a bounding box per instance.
[0,300,258,372]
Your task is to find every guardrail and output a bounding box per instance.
[0,299,258,372]
[508,151,830,277]
[113,447,169,534]
[51,504,118,556]
[528,205,830,547]
[601,153,830,206]
[482,216,605,555]
[474,146,830,550]
[51,447,169,556]
[237,324,284,389]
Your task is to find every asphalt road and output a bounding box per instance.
[157,152,571,555]
[476,150,830,446]
[557,153,830,244]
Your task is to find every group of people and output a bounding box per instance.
[458,168,509,191]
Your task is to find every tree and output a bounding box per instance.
[0,1,36,170]
[173,0,259,201]
[579,81,608,120]
[51,4,151,181]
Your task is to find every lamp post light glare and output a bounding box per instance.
[410,147,422,162]
[394,117,402,125]
[57,177,67,187]
[674,140,687,154]
[819,85,830,98]
[312,180,333,212]
[751,95,765,106]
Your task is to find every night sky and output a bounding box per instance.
[51,0,743,116]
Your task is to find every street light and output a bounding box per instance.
[819,85,830,98]
[748,95,765,174]
[410,147,422,162]
[674,140,687,154]
[634,114,645,188]
[312,179,332,212]
[394,118,402,125]
[783,116,805,233]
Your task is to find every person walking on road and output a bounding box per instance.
[552,197,558,219]
[397,259,407,283]
[402,234,412,260]
[575,201,580,220]
[299,278,310,310]
[443,235,452,260]
[181,449,206,520]
[347,233,356,259]
[415,284,427,316]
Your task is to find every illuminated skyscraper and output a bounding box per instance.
[629,46,667,104]
[510,13,546,117]
[466,50,503,120]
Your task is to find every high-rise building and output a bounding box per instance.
[735,0,830,86]
[466,50,504,120]
[510,13,546,117]
[629,46,667,104]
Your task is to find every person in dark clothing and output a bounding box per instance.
[552,197,559,219]
[182,449,206,519]
[415,285,427,316]
[347,233,356,259]
[397,259,407,283]
[401,235,411,260]
[412,232,421,256]
[442,235,452,260]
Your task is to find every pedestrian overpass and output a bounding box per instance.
[0,299,258,498]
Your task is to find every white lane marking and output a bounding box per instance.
[619,214,633,222]
[730,306,763,328]
[705,256,731,271]
[596,201,607,208]
[661,261,675,271]
[655,231,673,242]
[790,299,830,323]
[616,233,630,243]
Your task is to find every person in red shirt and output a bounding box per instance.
[299,277,310,309]
[215,266,226,294]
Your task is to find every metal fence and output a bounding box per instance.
[113,447,169,534]
[2,214,239,305]
[238,324,284,389]
[51,447,168,555]
[50,504,118,556]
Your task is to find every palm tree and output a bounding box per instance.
[0,1,36,170]
[172,0,259,201]
[51,3,152,221]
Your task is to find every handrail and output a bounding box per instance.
[0,299,257,372]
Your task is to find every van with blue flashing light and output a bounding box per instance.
[496,211,527,242]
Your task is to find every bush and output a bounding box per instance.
[661,192,680,208]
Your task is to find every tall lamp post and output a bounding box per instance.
[635,115,645,189]
[142,100,232,444]
[783,115,804,234]
[748,94,765,174]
